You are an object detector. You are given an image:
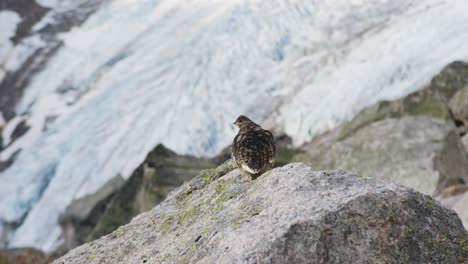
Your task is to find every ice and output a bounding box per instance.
[1,0,468,252]
[278,1,468,143]
[0,9,46,83]
[35,0,92,11]
[4,36,47,73]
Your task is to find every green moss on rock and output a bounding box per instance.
[275,147,305,167]
[88,144,218,241]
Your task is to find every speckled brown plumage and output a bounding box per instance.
[231,115,276,180]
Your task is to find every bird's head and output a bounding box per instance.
[233,115,256,129]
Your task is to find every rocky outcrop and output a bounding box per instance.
[463,134,468,152]
[57,136,302,253]
[449,84,468,125]
[58,176,126,251]
[88,145,218,241]
[291,61,468,228]
[335,61,468,140]
[57,144,218,252]
[295,116,468,196]
[54,162,468,264]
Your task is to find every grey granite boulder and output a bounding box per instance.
[463,134,468,152]
[57,144,218,253]
[54,162,468,264]
[295,116,468,196]
[449,84,468,124]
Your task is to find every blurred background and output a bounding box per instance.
[1,0,467,262]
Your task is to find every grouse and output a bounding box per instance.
[231,115,276,180]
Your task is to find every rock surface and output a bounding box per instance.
[293,62,468,231]
[54,163,468,264]
[57,144,218,253]
[463,134,468,152]
[291,61,468,229]
[58,176,126,251]
[295,116,468,196]
[449,84,468,124]
[87,144,218,241]
[335,61,468,140]
[56,138,302,253]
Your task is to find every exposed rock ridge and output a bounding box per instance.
[54,162,468,264]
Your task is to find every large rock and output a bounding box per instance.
[54,163,468,264]
[289,61,468,232]
[57,136,301,253]
[59,176,126,251]
[87,144,217,241]
[295,116,468,196]
[463,134,468,152]
[337,61,468,140]
[449,84,468,124]
[57,144,218,253]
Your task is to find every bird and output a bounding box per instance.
[231,115,276,180]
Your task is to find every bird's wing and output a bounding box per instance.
[264,130,276,154]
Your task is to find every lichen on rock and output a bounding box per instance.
[54,163,468,264]
[58,144,218,251]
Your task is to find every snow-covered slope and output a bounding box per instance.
[1,0,468,252]
[0,10,21,82]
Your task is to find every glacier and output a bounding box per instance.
[1,0,468,252]
[0,10,22,83]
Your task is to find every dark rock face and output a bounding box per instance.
[0,1,49,44]
[58,144,218,252]
[89,145,218,240]
[54,163,468,264]
[58,176,126,251]
[0,0,48,120]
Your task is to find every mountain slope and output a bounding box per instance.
[1,0,468,251]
